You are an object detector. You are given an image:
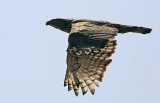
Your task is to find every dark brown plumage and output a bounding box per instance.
[46,18,152,96]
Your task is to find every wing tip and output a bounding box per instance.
[74,90,79,96]
[82,91,87,95]
[91,90,95,95]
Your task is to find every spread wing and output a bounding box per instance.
[64,20,118,96]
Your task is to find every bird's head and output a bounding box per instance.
[46,18,73,33]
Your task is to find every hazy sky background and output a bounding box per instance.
[0,0,160,103]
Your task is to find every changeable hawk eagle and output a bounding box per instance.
[46,18,152,96]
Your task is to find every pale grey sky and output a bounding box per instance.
[0,0,160,103]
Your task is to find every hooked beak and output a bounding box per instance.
[46,21,51,26]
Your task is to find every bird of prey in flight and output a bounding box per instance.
[46,18,152,96]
